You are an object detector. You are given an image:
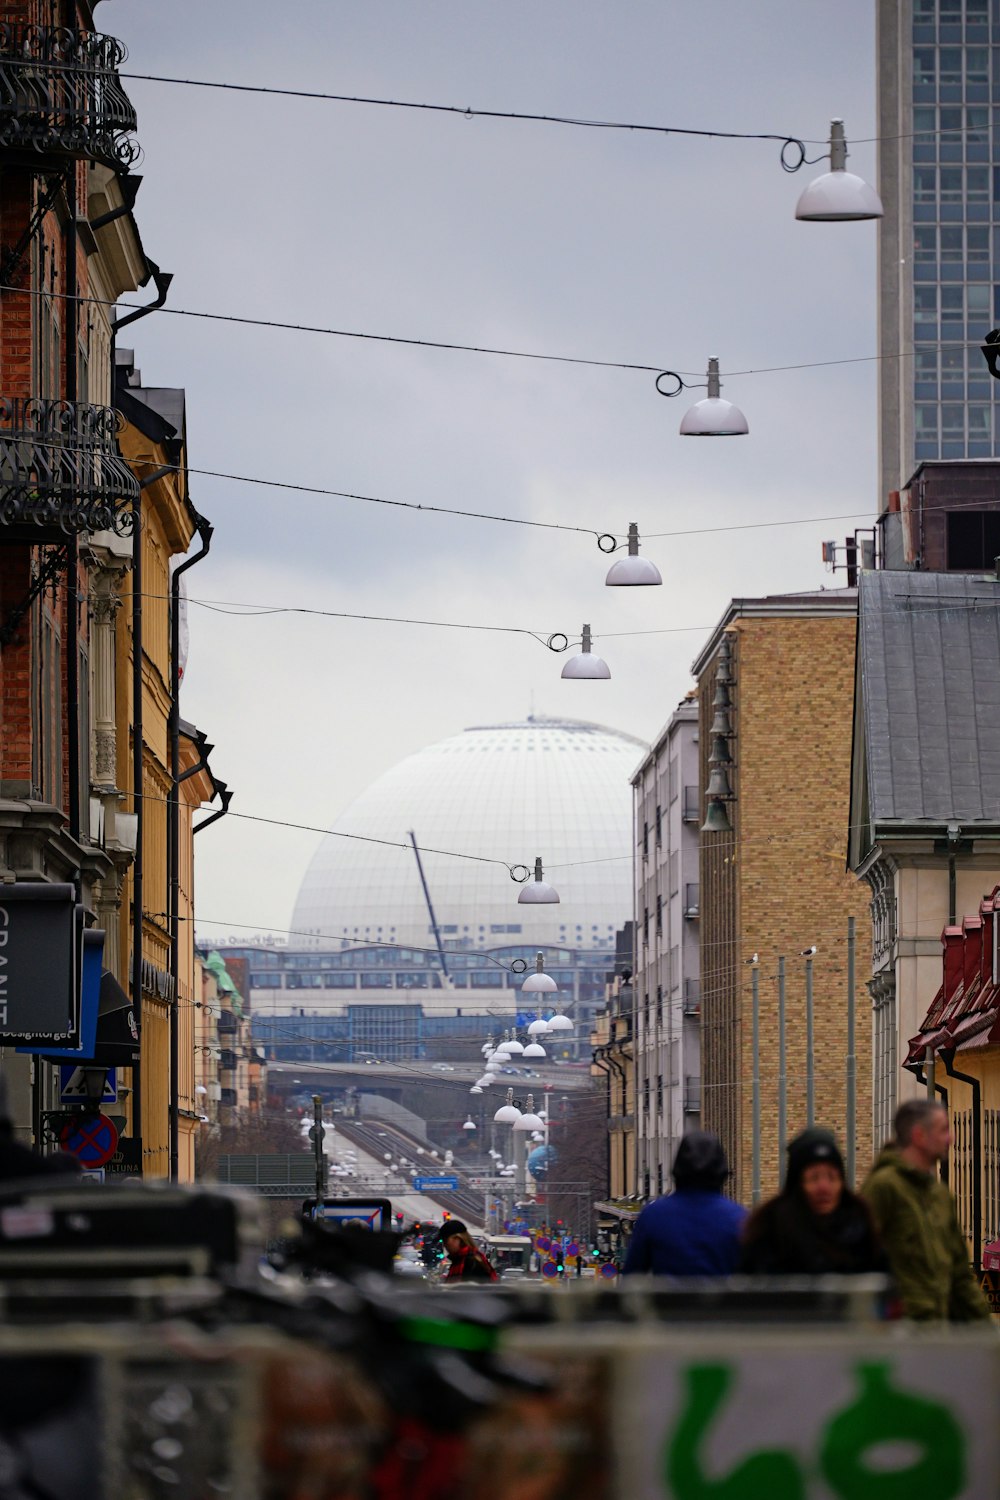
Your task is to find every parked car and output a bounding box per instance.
[430,1063,455,1072]
[393,1246,426,1279]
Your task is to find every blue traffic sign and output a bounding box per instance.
[413,1175,459,1191]
[60,1113,119,1169]
[60,1065,117,1104]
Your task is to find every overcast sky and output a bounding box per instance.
[99,1,878,943]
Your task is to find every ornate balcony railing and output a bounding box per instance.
[0,398,138,535]
[0,26,138,170]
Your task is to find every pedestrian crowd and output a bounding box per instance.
[623,1100,992,1322]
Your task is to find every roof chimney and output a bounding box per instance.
[942,925,964,1000]
[962,915,983,996]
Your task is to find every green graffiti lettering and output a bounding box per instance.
[664,1364,806,1500]
[819,1362,966,1500]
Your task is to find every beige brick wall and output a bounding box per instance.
[701,614,872,1203]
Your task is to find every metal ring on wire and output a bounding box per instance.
[654,370,685,399]
[545,633,569,654]
[596,533,618,554]
[510,959,528,974]
[779,137,807,173]
[509,864,530,884]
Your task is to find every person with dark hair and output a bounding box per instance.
[622,1131,746,1276]
[742,1128,883,1277]
[437,1221,498,1284]
[862,1100,990,1321]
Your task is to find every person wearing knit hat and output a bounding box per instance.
[741,1128,884,1277]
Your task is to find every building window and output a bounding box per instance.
[643,908,649,946]
[654,804,662,845]
[946,510,1000,569]
[643,1078,650,1117]
[656,1074,663,1115]
[656,983,663,1024]
[655,895,663,937]
[643,821,649,859]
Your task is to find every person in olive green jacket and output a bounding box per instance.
[862,1099,990,1322]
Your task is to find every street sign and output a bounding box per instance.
[412,1175,459,1191]
[60,1065,117,1105]
[59,1113,119,1169]
[303,1197,392,1230]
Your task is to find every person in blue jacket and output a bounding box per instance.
[622,1131,746,1276]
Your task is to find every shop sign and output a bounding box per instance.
[615,1338,999,1498]
[0,884,79,1043]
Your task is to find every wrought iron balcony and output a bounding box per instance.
[0,26,138,170]
[0,398,138,535]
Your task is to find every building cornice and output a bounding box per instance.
[690,590,858,679]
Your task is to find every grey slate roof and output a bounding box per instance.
[860,570,1000,822]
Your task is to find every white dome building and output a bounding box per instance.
[292,716,644,953]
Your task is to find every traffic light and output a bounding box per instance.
[442,1210,451,1220]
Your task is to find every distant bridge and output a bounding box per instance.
[266,1059,593,1093]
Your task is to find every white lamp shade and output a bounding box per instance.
[561,650,611,680]
[514,1112,545,1131]
[518,879,560,903]
[501,1039,524,1055]
[527,1017,551,1036]
[522,972,558,994]
[605,554,662,586]
[522,1042,546,1059]
[485,1058,501,1071]
[546,1013,574,1032]
[470,1085,483,1094]
[494,1103,522,1123]
[475,1075,493,1087]
[679,396,749,436]
[463,1120,477,1130]
[795,170,883,222]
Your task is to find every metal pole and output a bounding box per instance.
[805,956,815,1128]
[131,504,143,1172]
[778,957,786,1184]
[408,832,449,981]
[64,165,80,844]
[846,917,856,1188]
[752,965,761,1206]
[168,517,212,1183]
[312,1095,325,1207]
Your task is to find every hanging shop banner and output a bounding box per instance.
[603,1331,1000,1499]
[0,884,80,1045]
[18,929,105,1060]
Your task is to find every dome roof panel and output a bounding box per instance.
[291,716,641,949]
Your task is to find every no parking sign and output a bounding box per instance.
[60,1113,118,1169]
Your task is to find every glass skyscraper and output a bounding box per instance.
[878,0,1000,501]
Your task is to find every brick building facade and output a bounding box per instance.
[694,592,872,1203]
[0,4,227,1172]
